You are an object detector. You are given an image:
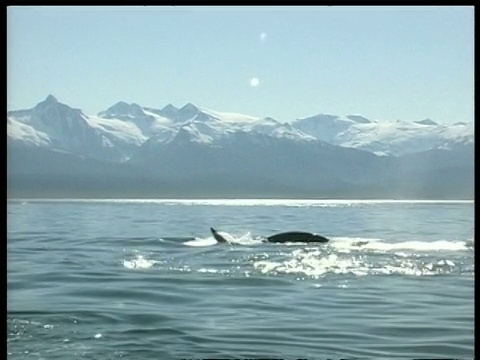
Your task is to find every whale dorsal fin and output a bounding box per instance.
[210,227,227,243]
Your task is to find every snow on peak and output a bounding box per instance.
[171,124,214,145]
[7,117,51,147]
[292,113,473,156]
[346,115,372,124]
[242,116,315,142]
[294,113,336,124]
[198,107,260,123]
[263,116,278,123]
[291,113,354,143]
[414,118,438,126]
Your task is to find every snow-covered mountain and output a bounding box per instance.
[8,96,473,160]
[8,96,316,161]
[291,114,473,156]
[7,95,474,199]
[8,95,141,162]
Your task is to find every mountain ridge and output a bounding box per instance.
[8,95,474,159]
[7,95,474,199]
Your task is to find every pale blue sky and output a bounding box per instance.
[7,6,474,124]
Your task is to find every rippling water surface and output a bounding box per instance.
[7,199,474,359]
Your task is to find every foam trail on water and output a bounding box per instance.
[332,237,469,253]
[183,237,218,247]
[184,231,263,246]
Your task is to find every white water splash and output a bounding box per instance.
[123,255,157,269]
[197,268,231,274]
[228,231,264,245]
[253,246,464,278]
[254,252,360,277]
[332,237,469,253]
[183,237,218,247]
[184,231,263,247]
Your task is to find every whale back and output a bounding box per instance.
[266,231,329,243]
[210,228,330,244]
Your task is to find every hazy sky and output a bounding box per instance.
[7,6,474,124]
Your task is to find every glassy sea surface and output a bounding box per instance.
[7,199,474,359]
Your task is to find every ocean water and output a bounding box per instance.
[7,199,474,359]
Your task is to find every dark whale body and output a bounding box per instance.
[266,231,330,243]
[210,228,330,244]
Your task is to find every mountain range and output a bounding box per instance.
[7,95,474,199]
